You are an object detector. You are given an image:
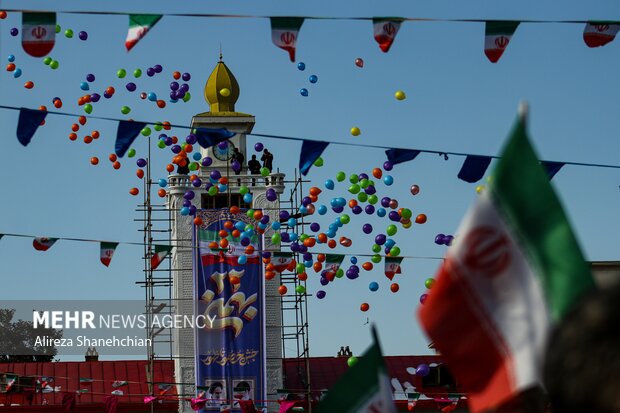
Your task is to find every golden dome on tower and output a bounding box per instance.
[204,54,240,113]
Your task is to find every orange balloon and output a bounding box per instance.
[360,303,370,312]
[253,210,263,221]
[390,283,400,293]
[372,168,382,179]
[53,99,62,109]
[278,285,288,295]
[287,260,297,271]
[90,157,99,165]
[194,217,204,226]
[71,123,79,132]
[348,199,358,208]
[219,176,228,185]
[78,116,87,125]
[415,214,427,224]
[77,96,85,106]
[231,229,241,238]
[24,81,34,89]
[219,238,229,249]
[313,262,323,273]
[362,262,374,271]
[105,86,115,95]
[245,245,255,255]
[172,71,181,80]
[218,229,229,238]
[309,195,318,203]
[317,233,327,243]
[112,161,121,170]
[83,94,91,103]
[328,239,337,249]
[304,237,316,248]
[224,220,234,230]
[184,144,193,153]
[266,263,275,272]
[129,187,139,196]
[157,99,166,108]
[171,136,178,144]
[157,189,167,198]
[309,187,322,196]
[0,11,7,19]
[39,105,47,112]
[230,206,240,215]
[69,133,77,141]
[265,271,276,280]
[166,164,174,173]
[83,135,93,144]
[162,121,172,130]
[208,241,218,250]
[317,253,326,262]
[136,169,144,179]
[91,130,100,139]
[298,272,308,281]
[306,204,316,215]
[229,275,240,285]
[262,257,271,265]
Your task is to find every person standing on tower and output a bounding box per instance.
[230,148,245,175]
[261,149,273,172]
[248,154,261,186]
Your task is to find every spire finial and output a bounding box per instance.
[219,44,223,62]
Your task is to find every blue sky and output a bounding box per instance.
[0,0,619,359]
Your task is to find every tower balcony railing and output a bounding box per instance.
[167,172,286,195]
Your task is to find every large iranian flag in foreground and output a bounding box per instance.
[315,327,395,413]
[418,109,594,413]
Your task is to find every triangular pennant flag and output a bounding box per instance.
[278,401,297,413]
[316,326,396,413]
[190,396,208,411]
[583,22,620,48]
[0,234,3,241]
[144,395,158,404]
[407,392,420,411]
[115,120,147,157]
[272,252,294,273]
[484,21,520,63]
[457,155,492,183]
[238,400,259,413]
[100,242,119,267]
[33,237,58,251]
[270,17,305,62]
[22,12,56,57]
[323,254,345,279]
[540,161,565,180]
[151,245,172,270]
[79,378,94,384]
[385,149,420,166]
[417,111,594,413]
[111,380,128,388]
[17,107,48,146]
[194,127,235,149]
[5,375,16,392]
[373,18,403,53]
[384,256,403,281]
[299,140,329,176]
[103,395,119,413]
[125,14,162,51]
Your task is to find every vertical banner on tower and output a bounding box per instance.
[194,209,266,412]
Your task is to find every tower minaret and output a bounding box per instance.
[168,55,284,412]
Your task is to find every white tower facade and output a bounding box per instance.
[167,57,284,412]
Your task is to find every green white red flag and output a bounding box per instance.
[125,14,162,51]
[272,252,294,273]
[33,237,58,251]
[384,257,403,280]
[151,244,172,270]
[22,12,56,58]
[270,17,304,62]
[323,254,345,281]
[100,242,119,267]
[417,109,594,413]
[372,18,403,53]
[583,22,620,48]
[315,326,396,413]
[484,21,519,63]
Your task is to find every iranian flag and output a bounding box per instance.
[384,257,403,281]
[151,244,172,270]
[270,17,304,62]
[583,22,620,48]
[22,12,56,58]
[484,21,519,63]
[417,108,594,413]
[100,242,119,267]
[272,252,294,273]
[315,326,395,413]
[372,18,403,53]
[323,254,344,281]
[33,237,58,251]
[125,14,162,51]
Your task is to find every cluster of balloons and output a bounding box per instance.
[434,233,454,246]
[6,54,23,79]
[419,276,435,304]
[296,62,319,97]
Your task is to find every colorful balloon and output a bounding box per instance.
[354,58,364,68]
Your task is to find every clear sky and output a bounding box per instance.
[0,0,619,360]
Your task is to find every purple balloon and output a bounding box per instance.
[171,145,182,154]
[364,185,377,195]
[103,92,112,99]
[310,222,320,232]
[136,158,147,168]
[416,364,430,377]
[232,160,241,172]
[185,134,197,145]
[146,67,156,77]
[79,31,88,41]
[388,211,401,222]
[210,170,221,180]
[192,178,202,187]
[365,205,375,215]
[176,90,186,99]
[316,290,326,299]
[254,142,264,152]
[266,188,277,202]
[218,141,228,150]
[351,205,363,215]
[434,234,446,245]
[298,244,308,253]
[126,82,137,92]
[90,93,101,102]
[86,73,95,82]
[170,81,179,91]
[381,197,391,208]
[346,269,359,280]
[240,237,250,246]
[279,210,290,220]
[10,28,18,36]
[260,215,270,224]
[153,64,163,73]
[303,252,313,261]
[332,206,344,213]
[320,277,329,286]
[280,232,290,242]
[182,199,191,207]
[180,83,189,93]
[262,251,271,259]
[202,157,213,167]
[302,196,312,206]
[170,91,178,100]
[383,161,393,171]
[444,235,454,246]
[358,173,369,180]
[182,72,191,81]
[189,205,197,215]
[362,224,373,234]
[375,234,387,245]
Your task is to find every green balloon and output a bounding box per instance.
[239,186,249,195]
[133,68,142,78]
[336,171,346,182]
[260,167,270,177]
[157,140,166,149]
[371,254,382,263]
[64,29,73,38]
[336,268,344,278]
[389,246,401,257]
[295,285,306,294]
[189,162,198,171]
[117,69,127,78]
[296,263,305,273]
[55,24,61,33]
[359,178,370,189]
[349,174,359,184]
[183,92,192,102]
[424,278,435,289]
[357,192,368,203]
[386,224,397,236]
[43,57,52,65]
[368,195,378,205]
[121,105,131,114]
[299,233,309,242]
[154,122,163,131]
[271,233,281,244]
[141,127,151,136]
[127,148,136,157]
[84,104,92,114]
[50,60,59,69]
[371,244,381,253]
[340,214,351,225]
[245,224,254,231]
[401,208,412,219]
[246,209,255,218]
[348,184,360,194]
[313,157,324,167]
[208,186,218,196]
[347,356,358,367]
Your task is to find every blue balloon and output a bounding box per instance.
[309,75,318,83]
[350,256,358,264]
[289,232,299,242]
[385,239,396,248]
[326,230,336,238]
[7,54,15,62]
[304,260,313,268]
[218,184,228,192]
[80,81,90,91]
[237,255,248,265]
[235,221,246,231]
[192,152,202,161]
[377,208,387,217]
[297,62,306,71]
[147,92,157,101]
[287,218,297,227]
[300,88,309,97]
[180,207,190,216]
[243,193,253,203]
[369,281,379,292]
[383,175,394,186]
[318,205,327,215]
[325,179,335,190]
[299,205,308,214]
[13,68,22,78]
[158,179,168,187]
[271,221,281,230]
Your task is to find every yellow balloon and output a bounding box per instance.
[402,220,412,229]
[219,88,231,97]
[476,185,485,194]
[394,90,406,100]
[350,127,361,136]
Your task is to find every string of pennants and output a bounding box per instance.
[5,9,620,62]
[10,104,620,187]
